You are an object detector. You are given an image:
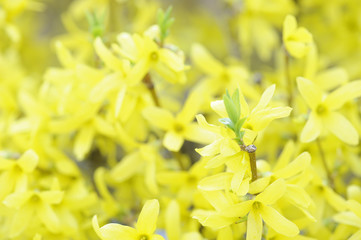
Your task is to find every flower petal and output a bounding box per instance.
[325,80,361,110]
[136,199,160,235]
[143,107,174,131]
[324,112,359,145]
[163,132,184,152]
[246,209,263,240]
[198,172,233,191]
[17,149,39,173]
[274,152,311,179]
[300,112,322,143]
[191,43,224,76]
[93,215,137,240]
[255,178,286,205]
[260,205,299,237]
[297,77,323,109]
[252,84,275,113]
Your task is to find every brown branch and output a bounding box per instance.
[142,73,160,107]
[241,144,257,182]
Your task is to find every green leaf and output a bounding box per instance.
[219,118,235,130]
[157,6,174,44]
[235,117,247,134]
[232,89,241,118]
[223,90,239,124]
[86,11,105,38]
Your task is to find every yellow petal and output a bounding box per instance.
[333,212,361,228]
[273,140,295,171]
[210,100,227,118]
[74,125,95,160]
[246,209,263,240]
[325,80,361,110]
[231,170,249,196]
[93,215,137,240]
[324,112,359,145]
[195,114,220,134]
[198,172,232,191]
[284,184,312,208]
[54,41,76,68]
[222,200,254,218]
[348,200,361,219]
[94,37,124,73]
[283,15,297,39]
[159,49,184,72]
[90,73,121,103]
[274,152,311,179]
[114,85,127,118]
[314,67,348,91]
[110,152,143,182]
[38,204,60,233]
[196,139,221,157]
[125,58,150,85]
[286,41,309,58]
[350,230,361,240]
[163,132,184,152]
[184,123,215,144]
[145,161,158,195]
[324,187,347,212]
[165,200,181,240]
[143,107,174,131]
[192,210,237,229]
[249,177,270,195]
[191,43,224,76]
[297,77,323,109]
[177,90,202,123]
[3,192,32,208]
[300,112,322,143]
[217,226,233,240]
[255,178,286,205]
[136,199,160,235]
[17,149,39,173]
[9,206,34,238]
[260,205,299,237]
[252,84,275,113]
[39,190,64,204]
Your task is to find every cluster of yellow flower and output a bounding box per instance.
[1,0,361,239]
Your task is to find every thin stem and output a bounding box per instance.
[241,144,257,182]
[142,73,160,107]
[316,138,335,190]
[284,47,293,108]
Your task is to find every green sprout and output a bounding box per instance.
[157,6,175,45]
[219,89,246,145]
[86,11,106,39]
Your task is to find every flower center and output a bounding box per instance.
[139,235,148,240]
[150,51,159,61]
[316,104,328,115]
[174,123,184,133]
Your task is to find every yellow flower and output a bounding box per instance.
[113,32,187,84]
[3,188,64,237]
[333,200,361,240]
[283,15,313,58]
[211,85,292,144]
[297,77,361,145]
[0,149,38,200]
[193,179,299,239]
[143,90,214,152]
[190,43,257,100]
[93,199,165,240]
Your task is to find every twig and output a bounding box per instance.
[142,73,160,107]
[241,144,257,182]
